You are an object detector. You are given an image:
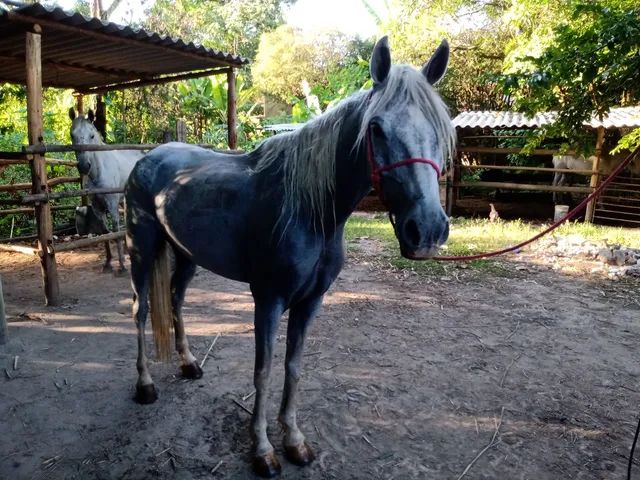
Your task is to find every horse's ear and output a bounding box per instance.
[421,39,449,85]
[69,107,76,120]
[87,109,95,122]
[370,36,391,85]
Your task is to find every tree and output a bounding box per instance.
[252,26,366,103]
[144,0,295,60]
[378,0,578,114]
[503,1,640,149]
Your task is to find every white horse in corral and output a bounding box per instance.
[552,151,640,204]
[69,108,143,273]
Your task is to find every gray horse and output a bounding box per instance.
[125,37,455,477]
[69,109,143,272]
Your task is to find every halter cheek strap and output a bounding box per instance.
[366,128,442,207]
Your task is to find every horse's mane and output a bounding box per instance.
[252,65,456,224]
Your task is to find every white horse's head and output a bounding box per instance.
[361,37,456,259]
[69,108,102,175]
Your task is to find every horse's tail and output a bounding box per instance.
[149,237,173,362]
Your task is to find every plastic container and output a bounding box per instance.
[554,204,569,222]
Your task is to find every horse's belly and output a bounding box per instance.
[160,203,250,282]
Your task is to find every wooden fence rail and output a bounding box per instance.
[21,186,123,204]
[23,143,244,154]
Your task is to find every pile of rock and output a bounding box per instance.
[532,235,640,278]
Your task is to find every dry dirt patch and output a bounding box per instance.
[1,245,639,479]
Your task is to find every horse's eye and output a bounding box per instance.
[370,123,384,138]
[90,135,95,139]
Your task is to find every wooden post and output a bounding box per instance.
[446,151,459,216]
[0,276,6,345]
[585,126,605,223]
[95,94,107,140]
[75,93,84,114]
[227,68,237,150]
[26,27,60,306]
[451,151,462,214]
[176,119,187,142]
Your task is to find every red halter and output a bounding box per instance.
[366,128,442,207]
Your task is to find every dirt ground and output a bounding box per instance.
[1,235,639,480]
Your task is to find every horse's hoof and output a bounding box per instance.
[101,265,113,273]
[253,451,281,478]
[114,268,128,277]
[134,384,158,404]
[181,362,203,379]
[284,442,315,466]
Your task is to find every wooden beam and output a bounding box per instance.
[227,68,237,150]
[458,146,570,155]
[76,67,230,95]
[0,205,77,215]
[455,181,593,193]
[23,143,244,154]
[26,28,59,306]
[0,53,128,80]
[0,176,80,192]
[22,186,123,204]
[54,231,125,252]
[461,164,593,175]
[585,127,605,223]
[0,158,77,167]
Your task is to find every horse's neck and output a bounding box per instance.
[89,150,138,187]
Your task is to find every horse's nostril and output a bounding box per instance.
[404,219,421,247]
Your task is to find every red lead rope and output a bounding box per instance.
[367,129,640,262]
[433,145,640,261]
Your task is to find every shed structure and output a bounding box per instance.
[449,106,640,225]
[0,2,248,306]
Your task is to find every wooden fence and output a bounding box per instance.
[0,136,242,306]
[444,144,618,220]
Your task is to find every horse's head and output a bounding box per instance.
[69,108,101,175]
[362,37,455,259]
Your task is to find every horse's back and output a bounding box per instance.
[126,143,258,280]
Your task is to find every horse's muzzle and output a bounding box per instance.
[395,207,449,260]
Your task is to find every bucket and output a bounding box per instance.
[554,204,569,222]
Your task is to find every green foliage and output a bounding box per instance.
[502,1,640,148]
[253,26,367,103]
[145,0,294,60]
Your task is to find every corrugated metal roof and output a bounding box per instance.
[0,3,248,91]
[263,123,303,133]
[453,106,640,129]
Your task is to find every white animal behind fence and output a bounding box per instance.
[69,108,143,273]
[551,152,640,204]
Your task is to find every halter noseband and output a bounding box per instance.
[365,127,442,207]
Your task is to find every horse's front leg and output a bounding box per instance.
[108,197,127,275]
[278,296,322,466]
[251,295,286,478]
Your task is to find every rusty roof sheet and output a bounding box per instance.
[0,3,248,91]
[453,106,640,130]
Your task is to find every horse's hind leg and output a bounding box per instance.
[278,296,322,466]
[128,222,161,404]
[251,295,286,477]
[171,250,202,379]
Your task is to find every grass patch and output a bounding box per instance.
[345,214,640,276]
